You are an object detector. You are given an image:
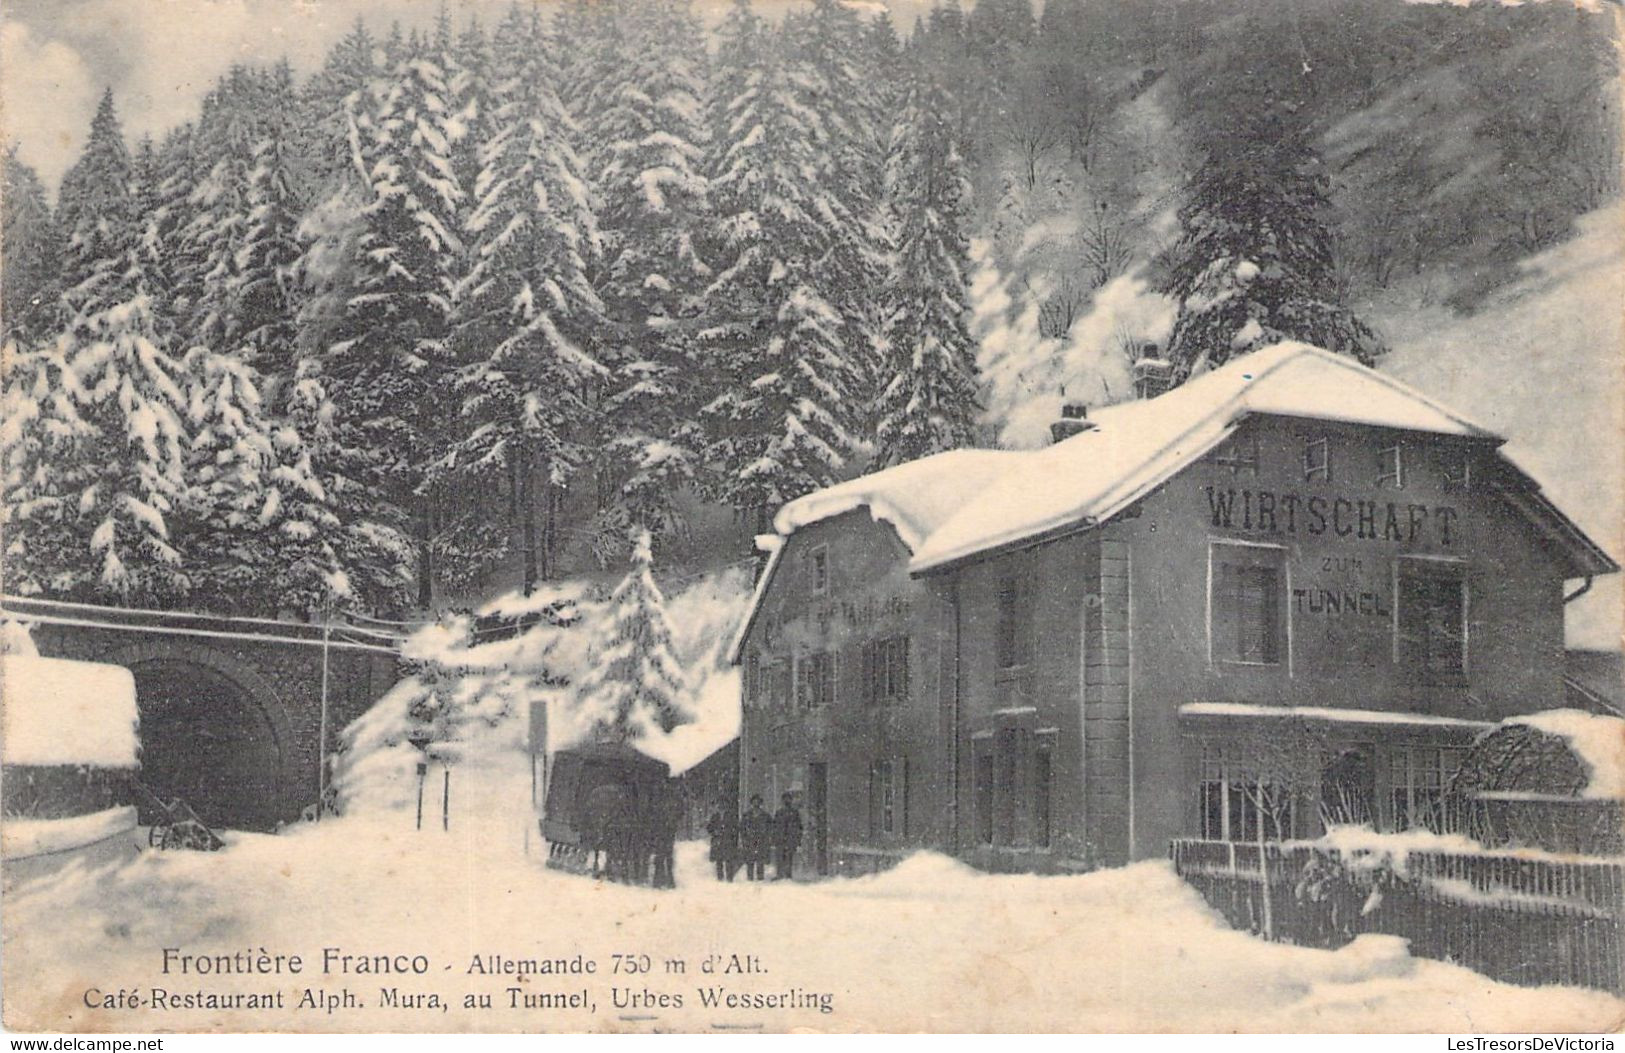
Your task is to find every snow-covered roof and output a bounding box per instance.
[727,449,1017,664]
[1,654,140,768]
[1507,709,1625,799]
[774,448,1022,552]
[912,342,1500,572]
[731,342,1615,663]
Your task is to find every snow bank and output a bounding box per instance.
[0,654,139,768]
[1,620,39,656]
[336,566,752,811]
[1,806,137,860]
[1181,702,1492,730]
[6,823,1620,1032]
[1508,709,1625,799]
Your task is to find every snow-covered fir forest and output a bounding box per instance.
[2,0,1619,627]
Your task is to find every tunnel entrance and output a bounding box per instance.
[132,659,285,832]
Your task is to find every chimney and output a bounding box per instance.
[1133,346,1174,400]
[1050,400,1097,444]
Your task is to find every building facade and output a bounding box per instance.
[732,344,1618,872]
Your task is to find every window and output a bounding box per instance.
[1376,444,1406,489]
[1384,745,1464,832]
[870,760,896,836]
[795,651,835,709]
[1397,560,1466,682]
[975,752,994,845]
[1302,437,1331,482]
[862,636,909,704]
[769,659,792,708]
[996,572,1033,669]
[1033,740,1053,848]
[745,653,762,706]
[808,545,829,595]
[1438,449,1472,494]
[1211,433,1260,476]
[1210,544,1285,666]
[1198,747,1294,842]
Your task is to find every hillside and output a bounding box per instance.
[1379,206,1624,651]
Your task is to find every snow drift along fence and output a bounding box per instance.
[1171,838,1624,992]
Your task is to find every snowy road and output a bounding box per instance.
[4,757,1621,1034]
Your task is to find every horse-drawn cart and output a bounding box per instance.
[541,742,677,884]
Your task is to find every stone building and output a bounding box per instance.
[731,342,1618,873]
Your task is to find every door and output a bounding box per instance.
[808,762,829,875]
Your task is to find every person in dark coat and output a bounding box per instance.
[739,794,772,881]
[705,804,739,881]
[583,783,636,881]
[649,791,681,889]
[773,792,803,881]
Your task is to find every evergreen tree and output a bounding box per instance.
[1,148,62,346]
[792,0,892,396]
[701,5,861,525]
[318,38,472,604]
[234,63,306,383]
[185,67,261,352]
[178,64,305,377]
[874,61,981,466]
[575,528,692,742]
[591,0,712,549]
[2,296,192,602]
[139,126,203,335]
[56,89,136,320]
[3,93,198,603]
[1157,112,1386,382]
[296,18,378,198]
[177,346,343,612]
[443,2,607,591]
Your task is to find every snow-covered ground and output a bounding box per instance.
[5,748,1621,1034]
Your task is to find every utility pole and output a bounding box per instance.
[317,597,333,822]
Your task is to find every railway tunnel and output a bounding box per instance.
[129,657,287,832]
[3,595,402,835]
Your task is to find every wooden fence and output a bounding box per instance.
[1171,838,1624,992]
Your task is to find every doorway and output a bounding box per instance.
[808,762,829,875]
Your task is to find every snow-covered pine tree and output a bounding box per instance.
[176,346,343,613]
[1158,111,1385,383]
[575,528,692,743]
[791,0,893,400]
[874,59,981,466]
[701,3,861,529]
[281,363,416,615]
[590,0,712,552]
[232,63,306,386]
[318,33,473,605]
[125,137,177,321]
[550,0,624,180]
[138,126,203,336]
[56,89,137,321]
[4,93,196,603]
[442,2,606,593]
[1,148,62,346]
[2,296,193,602]
[184,67,263,353]
[295,18,378,200]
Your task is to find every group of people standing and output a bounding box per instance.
[706,793,803,882]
